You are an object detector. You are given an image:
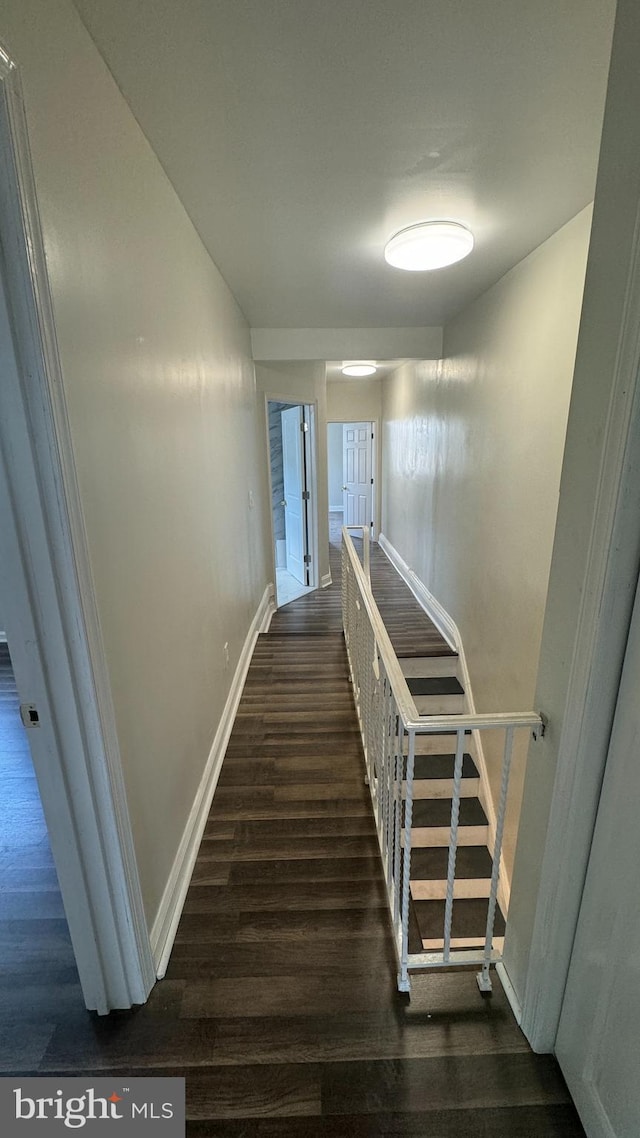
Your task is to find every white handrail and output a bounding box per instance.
[344,523,371,582]
[343,525,421,723]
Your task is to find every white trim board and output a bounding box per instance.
[151,584,274,978]
[496,961,523,1025]
[377,532,511,913]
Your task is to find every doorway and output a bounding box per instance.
[0,628,83,1012]
[267,400,317,607]
[327,420,375,533]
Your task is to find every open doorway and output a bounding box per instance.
[0,625,83,1012]
[267,400,317,607]
[327,421,376,534]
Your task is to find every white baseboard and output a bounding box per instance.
[496,961,523,1025]
[150,583,275,978]
[321,571,332,588]
[377,533,511,912]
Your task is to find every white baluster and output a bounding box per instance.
[386,697,399,889]
[398,730,415,992]
[477,726,515,993]
[392,727,406,928]
[443,728,465,962]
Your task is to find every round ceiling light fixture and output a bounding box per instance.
[341,361,378,377]
[384,220,474,271]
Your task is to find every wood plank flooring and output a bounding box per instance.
[0,535,584,1136]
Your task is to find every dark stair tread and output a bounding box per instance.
[406,797,489,828]
[409,753,479,781]
[408,899,423,954]
[412,897,506,941]
[397,647,458,659]
[410,845,493,881]
[406,676,464,697]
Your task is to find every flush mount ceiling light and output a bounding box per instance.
[341,361,378,377]
[384,220,474,271]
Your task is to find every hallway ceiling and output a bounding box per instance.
[73,0,615,330]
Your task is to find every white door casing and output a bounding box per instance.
[555,565,640,1138]
[512,0,640,1055]
[0,43,154,1012]
[343,422,372,528]
[281,405,308,585]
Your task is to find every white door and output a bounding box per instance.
[281,406,307,584]
[555,569,640,1137]
[343,422,372,528]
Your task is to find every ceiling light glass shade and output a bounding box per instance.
[384,220,474,271]
[341,362,377,377]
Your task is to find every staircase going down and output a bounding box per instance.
[360,567,509,956]
[397,656,506,954]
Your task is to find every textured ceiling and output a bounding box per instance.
[73,0,615,329]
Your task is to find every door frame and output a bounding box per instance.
[520,245,640,1049]
[0,44,155,1012]
[264,394,318,599]
[555,565,640,1136]
[514,0,640,1051]
[328,419,377,537]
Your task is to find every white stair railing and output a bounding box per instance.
[341,526,543,994]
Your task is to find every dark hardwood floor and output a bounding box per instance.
[0,535,584,1136]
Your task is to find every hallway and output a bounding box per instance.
[0,529,584,1134]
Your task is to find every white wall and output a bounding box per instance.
[255,361,330,584]
[381,207,592,873]
[251,327,442,362]
[327,377,382,423]
[0,0,271,927]
[327,423,344,511]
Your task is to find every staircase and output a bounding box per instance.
[342,525,541,990]
[397,654,507,955]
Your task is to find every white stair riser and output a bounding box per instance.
[414,693,466,715]
[410,878,491,901]
[420,935,505,951]
[400,657,461,680]
[404,777,480,800]
[404,824,489,847]
[410,735,473,755]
